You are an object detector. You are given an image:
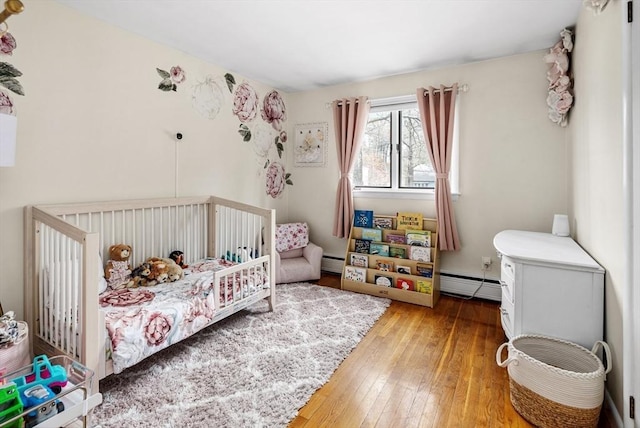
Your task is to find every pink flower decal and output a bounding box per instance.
[144,312,173,346]
[544,29,574,127]
[265,162,287,198]
[279,130,288,143]
[0,90,14,115]
[157,66,186,92]
[170,66,186,84]
[0,32,16,55]
[261,90,286,131]
[233,82,259,123]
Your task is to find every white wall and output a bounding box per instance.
[287,52,569,279]
[0,1,291,319]
[570,1,624,417]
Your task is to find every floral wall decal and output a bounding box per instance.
[261,90,286,131]
[0,31,25,113]
[191,75,225,120]
[222,75,291,198]
[157,65,186,92]
[265,161,292,198]
[232,82,259,123]
[224,73,236,93]
[544,28,573,127]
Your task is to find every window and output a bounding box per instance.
[353,95,459,198]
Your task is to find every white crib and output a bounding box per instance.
[23,195,276,396]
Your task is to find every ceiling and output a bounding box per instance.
[55,0,583,93]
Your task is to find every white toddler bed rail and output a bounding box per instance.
[24,196,276,395]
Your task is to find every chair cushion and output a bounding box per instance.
[276,222,309,253]
[279,248,304,259]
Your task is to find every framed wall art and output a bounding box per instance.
[294,122,328,167]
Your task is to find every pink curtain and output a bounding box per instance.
[332,96,370,238]
[416,84,461,251]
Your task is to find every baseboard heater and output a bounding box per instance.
[440,271,501,302]
[322,256,501,302]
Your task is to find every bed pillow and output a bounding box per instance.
[275,222,309,253]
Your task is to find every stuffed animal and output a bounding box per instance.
[104,244,133,289]
[167,262,184,282]
[130,262,151,288]
[142,258,170,286]
[169,250,188,269]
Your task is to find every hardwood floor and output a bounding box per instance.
[289,273,616,428]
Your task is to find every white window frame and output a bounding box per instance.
[353,94,460,200]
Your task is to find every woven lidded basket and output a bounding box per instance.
[496,334,611,428]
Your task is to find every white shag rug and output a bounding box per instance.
[92,282,390,428]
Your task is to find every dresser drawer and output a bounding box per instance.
[500,256,515,303]
[499,297,514,339]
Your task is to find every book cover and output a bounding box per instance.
[376,260,394,272]
[409,246,431,262]
[396,265,412,275]
[374,274,393,287]
[354,239,371,254]
[416,279,433,294]
[389,246,406,259]
[396,277,415,291]
[353,210,374,228]
[369,243,390,257]
[396,212,423,231]
[361,228,383,242]
[416,263,433,278]
[386,233,406,244]
[373,217,393,229]
[350,253,369,268]
[344,266,366,282]
[405,229,431,247]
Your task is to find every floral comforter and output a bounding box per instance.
[99,258,268,374]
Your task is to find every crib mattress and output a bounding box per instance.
[99,258,268,374]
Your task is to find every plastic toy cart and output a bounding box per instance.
[0,355,102,428]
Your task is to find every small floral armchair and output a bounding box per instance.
[274,222,323,284]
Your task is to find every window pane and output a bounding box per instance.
[354,111,391,187]
[400,108,434,189]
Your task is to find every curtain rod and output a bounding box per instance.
[326,83,469,109]
[423,83,469,97]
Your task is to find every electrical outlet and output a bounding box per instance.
[482,256,492,271]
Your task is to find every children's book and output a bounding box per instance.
[369,243,390,257]
[396,277,415,291]
[350,253,369,268]
[396,212,423,231]
[354,239,371,254]
[405,229,431,247]
[416,263,433,278]
[416,279,433,294]
[376,260,394,272]
[374,274,393,287]
[361,228,383,242]
[409,246,431,262]
[386,234,406,244]
[389,247,406,258]
[396,265,412,275]
[353,210,374,228]
[373,217,393,229]
[344,266,366,282]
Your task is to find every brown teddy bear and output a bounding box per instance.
[105,244,133,290]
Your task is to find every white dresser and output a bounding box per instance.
[493,230,605,349]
